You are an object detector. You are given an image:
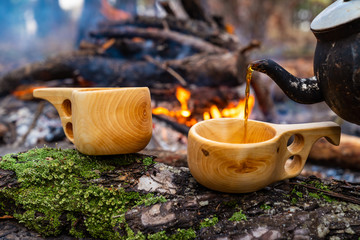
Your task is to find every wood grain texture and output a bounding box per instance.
[33,87,152,155]
[187,118,340,193]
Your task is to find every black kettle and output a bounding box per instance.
[251,0,360,125]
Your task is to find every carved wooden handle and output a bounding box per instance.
[33,88,77,142]
[274,121,341,180]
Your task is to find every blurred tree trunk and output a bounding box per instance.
[207,0,305,43]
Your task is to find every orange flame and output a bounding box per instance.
[176,86,191,118]
[152,86,194,127]
[225,23,235,35]
[12,85,47,100]
[152,86,255,127]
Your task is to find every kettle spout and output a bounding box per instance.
[251,59,324,104]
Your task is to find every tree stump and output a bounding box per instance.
[0,147,359,239]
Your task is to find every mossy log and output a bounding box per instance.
[0,147,360,239]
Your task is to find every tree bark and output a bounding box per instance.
[0,149,359,239]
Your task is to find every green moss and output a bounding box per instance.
[223,200,238,208]
[199,216,219,229]
[0,147,170,239]
[308,180,330,191]
[124,225,196,240]
[291,197,298,204]
[288,186,304,205]
[307,180,335,202]
[229,210,247,222]
[308,192,320,199]
[141,157,156,171]
[136,194,167,207]
[67,213,86,239]
[288,181,335,204]
[260,204,271,210]
[147,228,196,240]
[142,157,156,167]
[291,188,303,198]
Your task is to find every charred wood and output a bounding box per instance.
[0,51,242,95]
[157,2,176,17]
[90,26,227,54]
[98,16,239,50]
[169,52,240,86]
[180,0,216,27]
[99,16,215,40]
[152,114,190,136]
[144,55,187,87]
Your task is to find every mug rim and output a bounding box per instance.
[189,118,279,148]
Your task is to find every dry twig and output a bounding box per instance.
[14,101,45,148]
[144,55,187,87]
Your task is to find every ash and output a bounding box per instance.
[0,96,65,155]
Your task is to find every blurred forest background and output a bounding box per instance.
[210,0,332,58]
[0,0,333,74]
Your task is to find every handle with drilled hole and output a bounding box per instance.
[33,88,76,143]
[273,121,340,180]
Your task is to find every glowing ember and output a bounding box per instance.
[203,112,210,120]
[152,86,255,127]
[210,105,221,119]
[222,95,255,119]
[176,86,191,111]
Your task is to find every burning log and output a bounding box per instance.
[0,50,244,96]
[0,0,257,97]
[0,147,360,239]
[0,0,274,145]
[152,114,190,136]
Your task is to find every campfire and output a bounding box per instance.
[2,1,360,239]
[152,85,255,127]
[0,0,360,183]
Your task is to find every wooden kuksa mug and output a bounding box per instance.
[187,118,340,193]
[33,87,152,155]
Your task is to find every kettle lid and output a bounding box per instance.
[311,0,360,32]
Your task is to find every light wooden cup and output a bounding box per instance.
[33,87,152,155]
[187,118,340,193]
